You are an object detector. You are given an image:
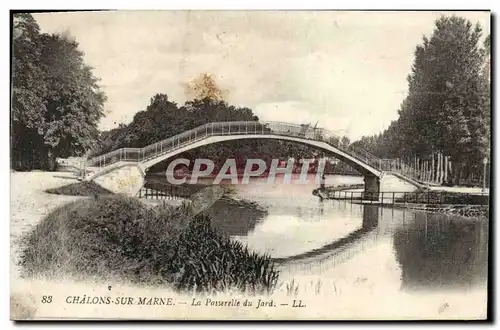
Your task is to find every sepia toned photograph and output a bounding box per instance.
[10,9,491,320]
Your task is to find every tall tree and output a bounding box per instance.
[11,13,106,170]
[11,13,47,169]
[39,33,106,169]
[352,15,490,185]
[426,17,487,183]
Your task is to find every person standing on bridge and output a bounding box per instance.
[320,173,326,190]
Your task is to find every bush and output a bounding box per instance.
[45,181,113,196]
[19,195,279,294]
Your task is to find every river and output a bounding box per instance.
[146,173,489,296]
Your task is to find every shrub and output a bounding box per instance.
[45,181,113,196]
[19,195,279,294]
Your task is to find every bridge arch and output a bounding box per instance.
[140,134,382,178]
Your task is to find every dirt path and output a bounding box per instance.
[10,172,86,279]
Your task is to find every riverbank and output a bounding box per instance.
[349,200,489,219]
[313,182,489,219]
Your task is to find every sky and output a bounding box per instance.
[33,10,490,141]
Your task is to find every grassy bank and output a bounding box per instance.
[394,191,489,205]
[390,203,489,219]
[19,195,279,294]
[326,183,365,191]
[45,181,113,196]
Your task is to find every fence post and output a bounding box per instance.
[427,191,430,204]
[392,192,395,206]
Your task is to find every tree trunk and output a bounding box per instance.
[431,153,435,183]
[425,160,429,182]
[443,156,447,184]
[464,163,471,186]
[452,160,461,186]
[46,148,57,171]
[442,153,446,184]
[437,153,442,184]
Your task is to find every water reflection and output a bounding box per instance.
[145,174,488,292]
[202,196,267,236]
[274,205,379,263]
[392,213,489,291]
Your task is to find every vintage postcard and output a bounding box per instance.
[10,10,491,320]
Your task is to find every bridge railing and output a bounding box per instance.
[86,121,426,183]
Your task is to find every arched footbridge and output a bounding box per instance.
[83,121,425,196]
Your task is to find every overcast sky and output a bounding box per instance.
[33,11,490,140]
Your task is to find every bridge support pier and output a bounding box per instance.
[363,175,380,201]
[92,163,146,197]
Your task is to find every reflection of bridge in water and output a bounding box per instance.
[274,205,380,272]
[275,204,488,292]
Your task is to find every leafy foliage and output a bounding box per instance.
[351,16,490,185]
[184,73,228,101]
[11,13,106,170]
